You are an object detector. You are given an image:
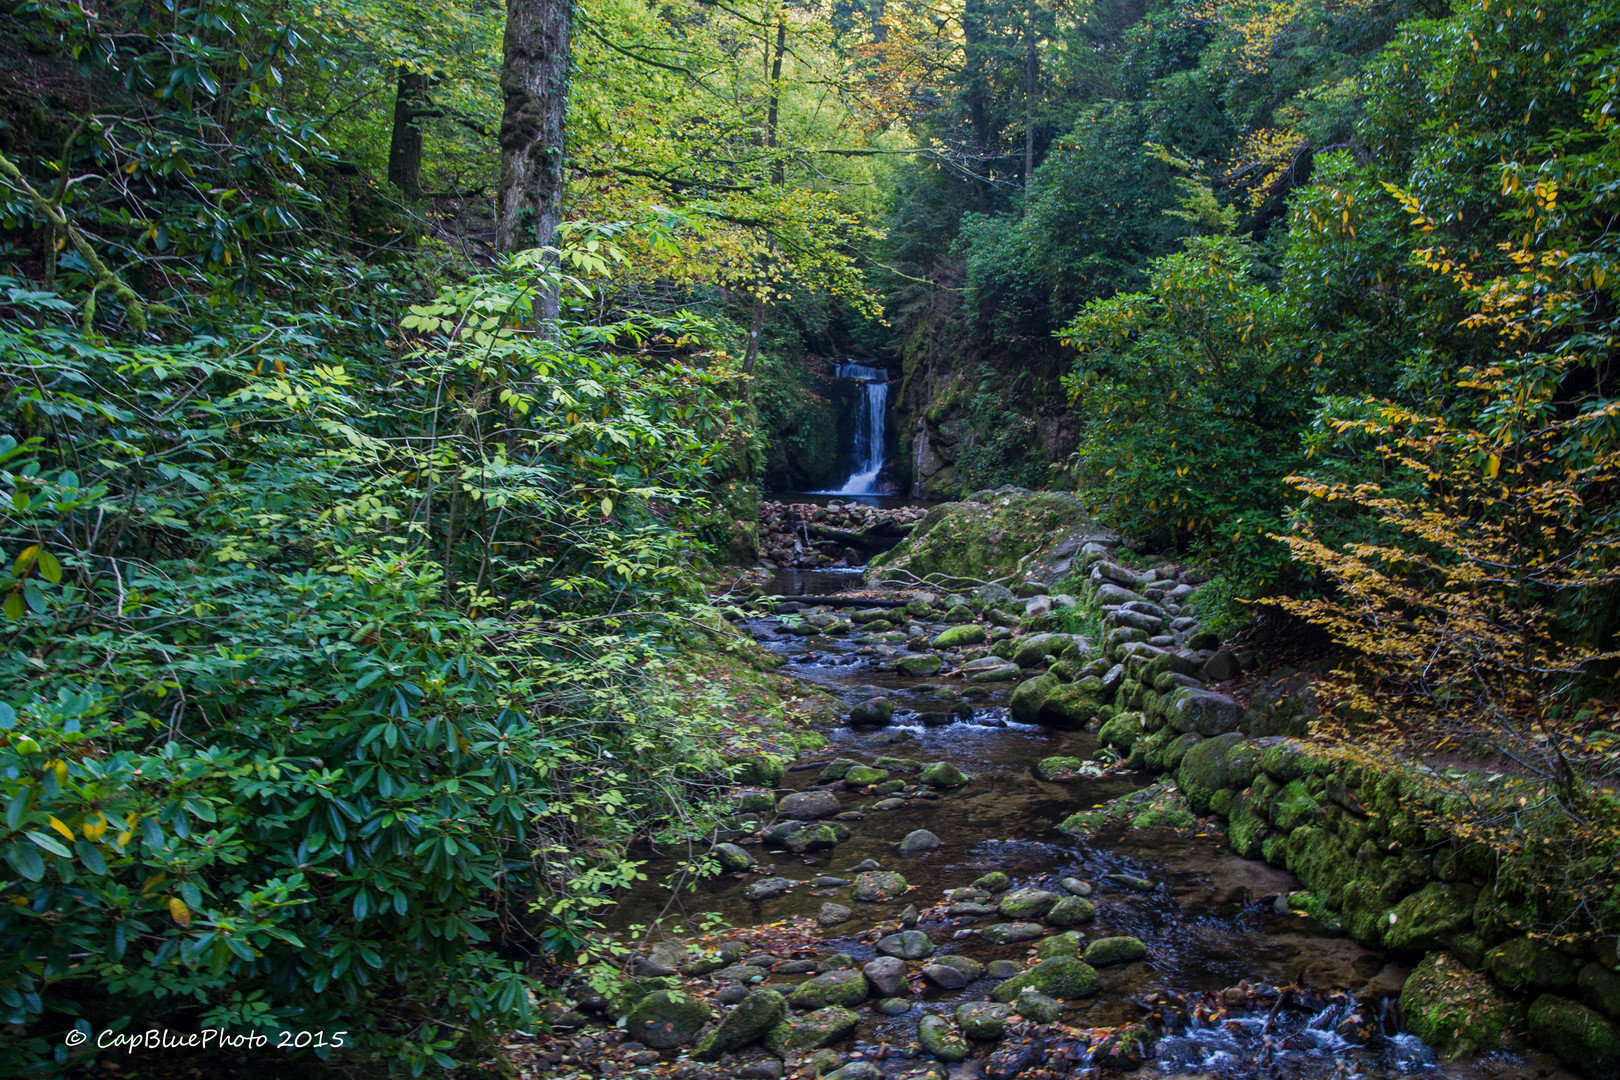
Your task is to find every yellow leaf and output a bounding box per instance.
[169,897,192,928]
[1485,454,1501,479]
[48,816,73,841]
[82,812,108,841]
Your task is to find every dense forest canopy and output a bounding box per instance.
[2,0,1619,1071]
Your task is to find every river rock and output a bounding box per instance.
[1035,931,1084,959]
[998,887,1060,920]
[973,871,1011,892]
[980,922,1045,944]
[784,823,840,853]
[876,997,913,1015]
[1037,682,1103,727]
[778,789,842,820]
[932,624,987,648]
[818,902,853,926]
[919,761,970,788]
[1084,935,1147,966]
[1090,1024,1156,1070]
[894,653,942,677]
[956,1000,1015,1041]
[1165,687,1243,737]
[877,930,935,960]
[1013,633,1072,669]
[901,829,942,854]
[1045,895,1097,926]
[845,765,888,785]
[853,870,908,901]
[986,960,1023,978]
[625,990,712,1048]
[694,988,788,1059]
[873,797,906,810]
[1060,877,1093,896]
[823,1063,883,1080]
[791,969,869,1009]
[968,663,1022,682]
[736,1057,784,1079]
[1009,674,1056,723]
[745,877,797,901]
[714,841,756,871]
[1034,755,1092,781]
[849,698,895,726]
[922,955,983,989]
[918,1014,970,1062]
[1014,990,1062,1024]
[766,1005,860,1054]
[990,956,1101,1001]
[717,983,750,1004]
[817,953,854,971]
[863,956,908,996]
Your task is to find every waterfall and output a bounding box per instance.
[826,361,889,495]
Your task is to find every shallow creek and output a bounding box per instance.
[609,572,1571,1080]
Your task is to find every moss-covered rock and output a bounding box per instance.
[956,1000,1015,1041]
[1014,633,1073,669]
[932,623,987,649]
[1098,710,1145,751]
[1084,936,1147,966]
[920,761,970,789]
[845,765,888,786]
[868,492,1089,582]
[1400,953,1517,1058]
[1227,799,1271,859]
[626,990,713,1048]
[853,871,909,901]
[1177,732,1242,811]
[990,956,1101,1001]
[896,653,943,676]
[998,887,1061,919]
[1384,882,1477,952]
[973,871,1011,892]
[766,1005,860,1054]
[730,754,785,787]
[1036,683,1102,727]
[1046,895,1097,927]
[1487,937,1579,992]
[1010,674,1057,724]
[1034,930,1085,959]
[1528,995,1620,1076]
[1014,991,1063,1024]
[712,842,756,871]
[791,969,870,1009]
[694,988,789,1059]
[1579,962,1620,1020]
[1035,756,1094,781]
[917,1013,970,1062]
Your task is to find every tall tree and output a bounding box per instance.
[497,0,574,312]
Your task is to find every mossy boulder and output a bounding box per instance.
[1384,882,1477,952]
[1035,755,1089,781]
[845,765,888,786]
[1400,953,1517,1058]
[1165,687,1244,737]
[694,988,789,1059]
[730,754,785,787]
[1013,633,1072,669]
[955,1000,1015,1041]
[1036,683,1102,728]
[1529,995,1620,1076]
[973,871,1011,892]
[1010,674,1057,724]
[876,930,936,960]
[932,624,987,649]
[990,956,1101,1001]
[1226,800,1271,860]
[921,954,984,989]
[868,492,1089,582]
[849,699,895,726]
[1176,732,1242,811]
[980,922,1045,944]
[626,990,713,1048]
[791,969,870,1009]
[1098,711,1144,751]
[712,842,756,871]
[1084,936,1147,966]
[1045,895,1096,927]
[1034,931,1084,958]
[1487,937,1579,992]
[1013,991,1063,1023]
[920,761,970,789]
[998,887,1061,920]
[896,653,943,676]
[917,1013,970,1061]
[767,1005,860,1054]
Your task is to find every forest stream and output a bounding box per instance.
[599,568,1578,1080]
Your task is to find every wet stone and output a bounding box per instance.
[998,888,1061,920]
[744,877,798,901]
[778,790,842,820]
[1059,878,1093,897]
[986,960,1023,978]
[873,798,907,811]
[900,829,942,854]
[877,930,935,960]
[956,1000,1015,1041]
[776,959,818,975]
[917,1014,970,1062]
[817,902,853,926]
[1083,935,1148,966]
[863,956,908,996]
[852,870,908,901]
[876,997,913,1015]
[981,922,1045,944]
[922,955,984,989]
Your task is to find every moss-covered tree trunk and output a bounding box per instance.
[497,0,573,318]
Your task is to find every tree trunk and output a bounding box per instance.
[497,0,574,318]
[871,0,887,43]
[766,16,786,185]
[387,69,429,198]
[963,0,991,208]
[1024,0,1037,189]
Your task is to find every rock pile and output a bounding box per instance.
[758,502,926,569]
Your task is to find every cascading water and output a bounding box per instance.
[824,361,889,495]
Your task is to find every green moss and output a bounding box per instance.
[1384,882,1477,952]
[1528,995,1620,1075]
[868,492,1089,581]
[1400,953,1518,1058]
[1098,710,1144,751]
[990,956,1101,1001]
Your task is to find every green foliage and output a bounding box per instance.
[0,257,746,1072]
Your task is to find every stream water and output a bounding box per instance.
[611,580,1574,1080]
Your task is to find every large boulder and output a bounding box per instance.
[1035,683,1101,728]
[849,699,895,726]
[920,762,970,789]
[1010,674,1057,724]
[1013,633,1072,669]
[863,956,907,996]
[1400,953,1516,1058]
[1528,995,1620,1077]
[853,870,909,901]
[876,930,936,960]
[778,790,842,820]
[868,492,1090,583]
[932,624,987,649]
[997,888,1060,920]
[766,1005,860,1054]
[917,1014,971,1062]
